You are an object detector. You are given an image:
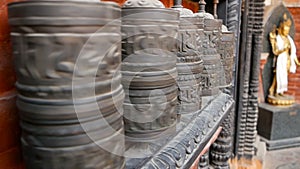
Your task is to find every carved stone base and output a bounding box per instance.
[267,95,295,106]
[260,136,300,151]
[258,103,300,150]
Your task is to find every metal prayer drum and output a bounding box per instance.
[121,8,179,140]
[9,1,125,169]
[195,16,223,96]
[218,31,235,87]
[176,16,203,114]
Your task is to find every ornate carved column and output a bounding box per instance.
[244,0,265,158]
[236,0,253,158]
[9,1,125,168]
[235,0,265,166]
[210,30,236,169]
[199,151,210,169]
[210,108,235,169]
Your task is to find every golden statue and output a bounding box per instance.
[267,13,300,105]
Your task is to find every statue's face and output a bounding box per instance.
[281,25,290,36]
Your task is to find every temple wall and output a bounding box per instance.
[285,6,300,103]
[0,0,24,169]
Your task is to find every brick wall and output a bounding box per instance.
[284,0,300,6]
[0,1,24,169]
[102,0,198,10]
[285,7,300,103]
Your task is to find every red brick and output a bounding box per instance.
[0,1,24,169]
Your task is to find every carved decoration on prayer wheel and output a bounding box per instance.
[173,8,204,114]
[121,0,179,145]
[218,28,235,88]
[194,1,223,96]
[9,1,125,168]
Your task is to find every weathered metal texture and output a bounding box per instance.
[176,16,203,114]
[201,17,223,96]
[193,2,225,97]
[226,0,242,59]
[199,151,209,169]
[138,93,234,169]
[217,31,235,88]
[121,6,179,140]
[235,0,265,159]
[9,1,125,169]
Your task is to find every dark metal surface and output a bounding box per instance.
[176,16,203,114]
[217,31,235,88]
[121,6,179,142]
[198,17,223,96]
[9,1,125,169]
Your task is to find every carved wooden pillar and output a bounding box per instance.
[244,0,264,158]
[236,0,253,158]
[199,151,210,168]
[235,0,265,166]
[210,31,235,169]
[210,108,235,169]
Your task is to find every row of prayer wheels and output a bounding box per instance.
[4,0,235,168]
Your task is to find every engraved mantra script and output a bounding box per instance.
[12,33,120,80]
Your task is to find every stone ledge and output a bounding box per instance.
[260,136,300,151]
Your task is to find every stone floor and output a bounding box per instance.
[262,146,300,169]
[255,135,300,169]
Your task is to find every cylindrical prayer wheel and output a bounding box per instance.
[8,1,125,168]
[176,12,204,115]
[194,13,222,96]
[217,30,235,88]
[121,2,179,141]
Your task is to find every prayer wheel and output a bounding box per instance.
[175,9,203,114]
[8,1,125,168]
[194,7,223,96]
[218,30,235,88]
[121,0,179,141]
